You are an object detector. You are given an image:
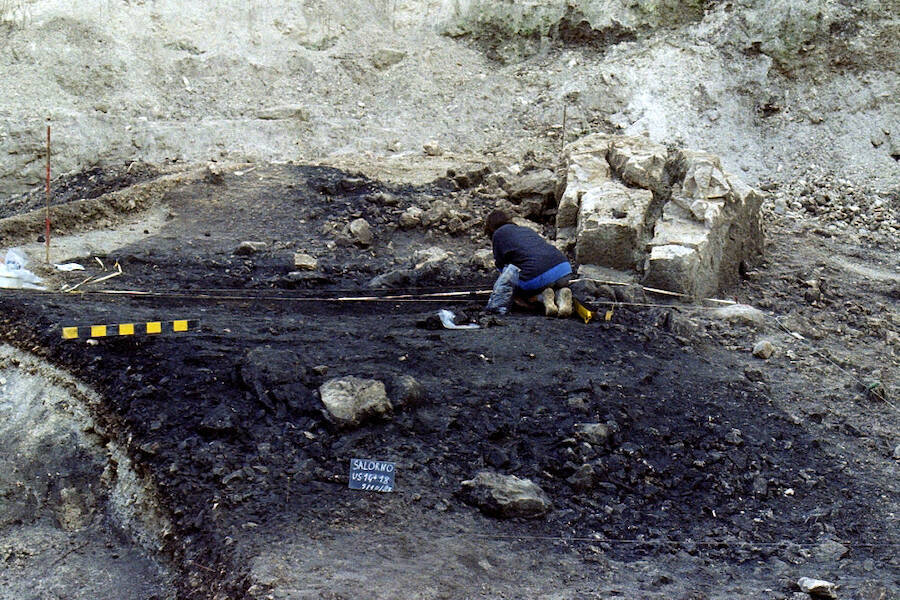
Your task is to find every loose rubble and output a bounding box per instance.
[753,340,775,359]
[293,253,318,271]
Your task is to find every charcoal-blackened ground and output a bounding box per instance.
[1,165,897,600]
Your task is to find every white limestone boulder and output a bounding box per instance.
[460,471,552,518]
[319,376,392,427]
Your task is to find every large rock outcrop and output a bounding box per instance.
[557,134,763,298]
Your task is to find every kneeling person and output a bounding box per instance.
[484,210,572,317]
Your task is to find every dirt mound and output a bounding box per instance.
[2,0,897,199]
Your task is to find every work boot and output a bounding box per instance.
[556,287,573,318]
[541,288,558,317]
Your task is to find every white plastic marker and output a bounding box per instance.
[437,309,480,330]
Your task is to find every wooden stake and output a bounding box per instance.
[45,120,51,264]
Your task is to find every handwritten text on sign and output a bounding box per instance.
[349,458,395,493]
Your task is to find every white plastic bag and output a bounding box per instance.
[4,249,27,272]
[485,264,520,314]
[0,249,44,289]
[437,309,480,330]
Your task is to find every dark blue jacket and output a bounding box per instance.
[491,224,571,291]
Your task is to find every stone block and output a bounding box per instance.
[645,173,763,297]
[650,202,711,249]
[575,181,652,270]
[559,134,764,298]
[504,168,556,201]
[643,244,703,296]
[607,136,667,190]
[672,149,730,199]
[556,134,613,229]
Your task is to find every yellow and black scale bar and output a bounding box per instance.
[573,299,613,325]
[62,319,200,340]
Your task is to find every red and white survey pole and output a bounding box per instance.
[45,119,51,264]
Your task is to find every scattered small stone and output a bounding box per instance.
[423,200,451,226]
[349,218,373,246]
[711,304,766,327]
[566,394,591,413]
[773,196,788,214]
[293,253,318,270]
[753,340,775,359]
[814,539,849,562]
[744,366,765,382]
[370,47,406,70]
[460,471,552,518]
[204,162,225,184]
[797,576,837,599]
[575,423,610,446]
[893,444,900,460]
[567,464,595,491]
[368,191,399,206]
[446,215,466,233]
[393,374,425,408]
[199,404,237,435]
[399,206,424,229]
[413,246,450,267]
[752,475,768,496]
[471,249,494,271]
[423,141,443,156]
[319,376,391,427]
[725,428,744,445]
[234,241,267,255]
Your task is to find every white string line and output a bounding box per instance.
[568,277,737,305]
[573,278,899,416]
[772,317,900,415]
[21,280,900,414]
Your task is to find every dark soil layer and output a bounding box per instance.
[1,165,896,599]
[0,161,163,220]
